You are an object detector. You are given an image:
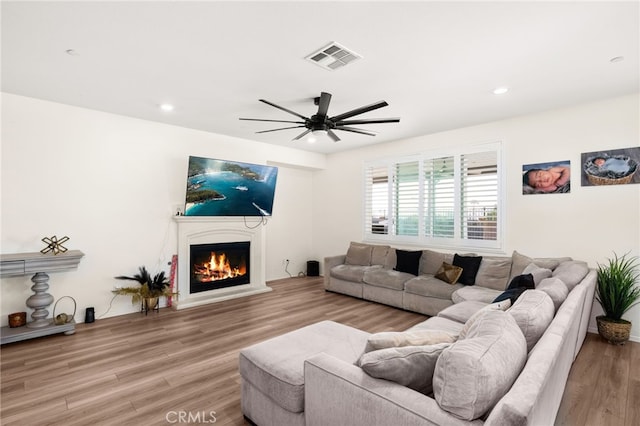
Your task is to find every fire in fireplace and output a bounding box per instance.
[190,242,250,294]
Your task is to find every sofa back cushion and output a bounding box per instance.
[474,257,512,290]
[345,242,373,266]
[420,249,453,275]
[433,310,527,420]
[552,260,589,291]
[509,250,570,281]
[507,290,555,352]
[536,276,569,312]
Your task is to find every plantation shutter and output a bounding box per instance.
[394,161,420,236]
[460,151,498,241]
[424,156,455,238]
[365,164,390,235]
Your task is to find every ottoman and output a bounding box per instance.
[239,320,370,426]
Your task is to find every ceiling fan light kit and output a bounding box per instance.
[239,92,400,143]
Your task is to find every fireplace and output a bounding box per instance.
[173,216,271,310]
[190,241,250,293]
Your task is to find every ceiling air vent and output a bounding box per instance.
[305,42,362,71]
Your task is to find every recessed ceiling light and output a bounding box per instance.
[65,49,79,56]
[610,56,624,63]
[160,103,174,112]
[493,87,509,95]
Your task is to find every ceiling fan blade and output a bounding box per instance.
[292,129,312,141]
[256,125,306,134]
[316,92,332,117]
[326,129,341,142]
[335,117,400,125]
[259,99,309,120]
[329,100,389,122]
[240,118,305,124]
[334,126,377,136]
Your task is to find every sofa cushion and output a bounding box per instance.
[451,285,503,304]
[522,263,552,286]
[434,262,463,284]
[408,316,465,336]
[552,260,589,291]
[458,300,513,339]
[358,342,451,395]
[363,329,457,353]
[453,254,483,285]
[420,249,454,275]
[394,249,422,276]
[331,264,379,282]
[508,290,555,352]
[536,277,569,312]
[509,250,569,281]
[438,300,492,324]
[345,242,373,266]
[433,310,527,421]
[363,268,413,290]
[404,275,464,299]
[474,257,512,290]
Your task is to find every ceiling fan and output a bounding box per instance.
[239,92,400,142]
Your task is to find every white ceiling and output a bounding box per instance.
[2,1,638,154]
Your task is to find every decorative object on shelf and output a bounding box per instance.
[8,312,26,328]
[40,235,70,255]
[52,296,76,325]
[113,266,177,315]
[595,252,640,345]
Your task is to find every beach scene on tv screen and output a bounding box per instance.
[185,156,278,216]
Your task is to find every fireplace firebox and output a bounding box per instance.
[190,242,250,294]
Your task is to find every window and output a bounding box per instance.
[364,142,502,249]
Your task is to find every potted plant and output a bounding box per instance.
[595,252,640,344]
[114,266,175,314]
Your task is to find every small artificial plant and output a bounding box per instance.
[595,252,640,322]
[114,266,174,305]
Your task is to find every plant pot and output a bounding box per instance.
[144,297,158,310]
[596,315,631,345]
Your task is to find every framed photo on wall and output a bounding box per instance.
[522,160,571,195]
[581,147,639,186]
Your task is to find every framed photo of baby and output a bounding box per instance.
[522,160,571,195]
[581,147,639,186]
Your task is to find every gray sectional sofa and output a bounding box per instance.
[239,242,596,426]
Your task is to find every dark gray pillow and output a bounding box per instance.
[395,249,422,276]
[453,254,483,285]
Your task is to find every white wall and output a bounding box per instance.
[0,93,324,324]
[312,93,640,341]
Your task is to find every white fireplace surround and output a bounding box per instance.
[173,216,271,310]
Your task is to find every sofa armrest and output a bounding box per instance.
[323,255,346,290]
[304,353,482,426]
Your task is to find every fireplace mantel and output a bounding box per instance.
[172,216,271,309]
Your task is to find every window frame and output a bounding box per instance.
[362,141,504,251]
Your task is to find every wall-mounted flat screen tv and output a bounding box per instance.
[184,156,278,217]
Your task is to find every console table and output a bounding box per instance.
[0,250,84,344]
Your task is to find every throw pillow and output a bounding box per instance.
[522,263,552,286]
[358,342,451,395]
[394,249,422,276]
[435,262,463,284]
[453,254,483,285]
[345,243,372,266]
[492,273,534,304]
[364,329,457,353]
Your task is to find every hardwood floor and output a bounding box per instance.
[1,277,638,425]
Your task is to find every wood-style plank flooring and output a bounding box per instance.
[1,277,638,425]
